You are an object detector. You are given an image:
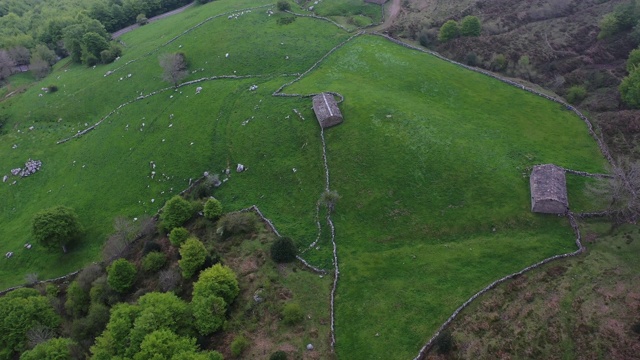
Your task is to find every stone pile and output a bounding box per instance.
[16,159,42,177]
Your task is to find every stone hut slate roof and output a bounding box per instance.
[312,93,343,129]
[530,164,569,214]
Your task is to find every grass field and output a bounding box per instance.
[0,0,607,358]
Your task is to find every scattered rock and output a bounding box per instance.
[306,344,314,350]
[236,164,245,172]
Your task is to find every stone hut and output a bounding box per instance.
[312,93,343,129]
[530,164,569,214]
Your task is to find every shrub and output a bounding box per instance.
[107,259,137,293]
[204,198,223,220]
[270,351,288,360]
[161,196,193,231]
[142,252,167,273]
[620,69,640,108]
[490,53,507,72]
[169,227,189,247]
[218,212,257,238]
[438,20,459,42]
[460,15,481,37]
[47,85,58,92]
[76,263,104,290]
[435,330,453,354]
[193,264,239,304]
[270,237,297,263]
[465,52,478,66]
[566,85,587,104]
[70,302,110,342]
[282,302,304,325]
[277,0,291,11]
[277,16,296,25]
[89,276,111,305]
[136,13,148,25]
[192,294,227,335]
[230,335,249,357]
[178,237,207,279]
[65,280,90,318]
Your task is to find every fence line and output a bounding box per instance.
[413,211,585,359]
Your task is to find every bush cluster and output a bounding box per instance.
[107,259,137,293]
[160,196,193,232]
[142,251,166,273]
[270,237,297,263]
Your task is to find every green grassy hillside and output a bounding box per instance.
[0,0,607,358]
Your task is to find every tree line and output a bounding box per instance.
[0,0,193,82]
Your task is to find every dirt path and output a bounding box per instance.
[381,0,402,30]
[112,2,196,39]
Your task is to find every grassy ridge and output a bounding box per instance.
[286,35,606,358]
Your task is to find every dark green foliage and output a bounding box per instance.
[460,16,481,37]
[203,198,223,220]
[70,303,110,343]
[627,48,640,72]
[438,20,459,42]
[161,196,193,231]
[270,237,297,263]
[89,276,113,305]
[193,264,239,305]
[19,337,75,360]
[178,237,207,279]
[76,263,104,291]
[435,330,453,354]
[100,44,122,64]
[64,280,90,318]
[598,1,640,39]
[192,294,227,335]
[230,335,249,357]
[277,16,296,26]
[143,241,162,255]
[169,227,190,247]
[31,206,83,253]
[270,351,288,360]
[620,69,640,107]
[218,212,257,238]
[281,302,303,325]
[566,85,587,104]
[277,0,291,12]
[47,85,58,92]
[142,251,167,273]
[107,259,137,293]
[136,14,148,26]
[491,53,508,71]
[465,52,478,66]
[0,288,61,359]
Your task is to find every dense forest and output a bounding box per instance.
[0,0,192,79]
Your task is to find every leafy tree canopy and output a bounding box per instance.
[460,16,481,37]
[19,338,75,360]
[31,206,83,253]
[193,264,239,305]
[107,258,137,293]
[438,20,459,42]
[178,237,207,279]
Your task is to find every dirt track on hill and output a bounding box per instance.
[381,0,402,29]
[112,2,195,39]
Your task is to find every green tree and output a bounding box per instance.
[161,195,193,231]
[134,330,198,360]
[81,32,109,62]
[620,69,640,108]
[203,198,223,220]
[169,227,190,247]
[64,280,90,318]
[179,237,207,279]
[270,237,297,263]
[277,1,291,11]
[627,48,640,72]
[91,292,193,359]
[107,259,137,293]
[460,15,481,37]
[19,338,75,360]
[31,206,83,253]
[230,335,249,357]
[193,264,239,305]
[0,288,61,359]
[438,20,459,42]
[192,294,227,335]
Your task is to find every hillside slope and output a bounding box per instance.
[389,0,640,160]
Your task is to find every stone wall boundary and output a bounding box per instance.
[412,211,584,359]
